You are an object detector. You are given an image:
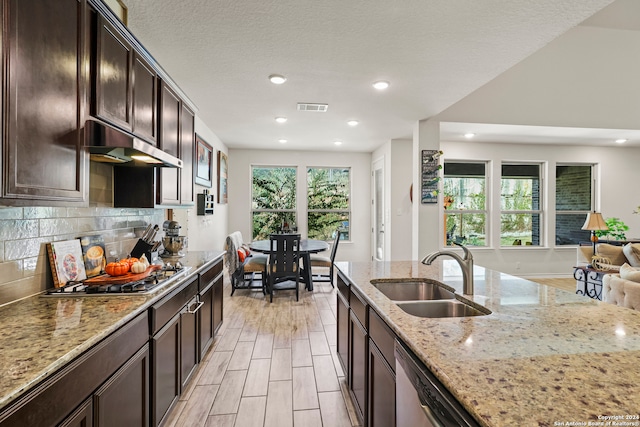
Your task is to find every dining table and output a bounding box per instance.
[249,238,330,291]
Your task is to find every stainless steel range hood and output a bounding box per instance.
[85,119,183,168]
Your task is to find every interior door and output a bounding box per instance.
[372,158,385,261]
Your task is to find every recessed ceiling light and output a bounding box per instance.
[347,120,359,127]
[269,74,287,84]
[278,139,287,144]
[275,117,287,123]
[372,80,389,90]
[615,138,627,144]
[334,140,343,146]
[464,133,475,138]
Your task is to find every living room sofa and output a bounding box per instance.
[603,264,640,312]
[575,242,640,301]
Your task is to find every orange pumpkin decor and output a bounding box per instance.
[124,257,139,268]
[105,260,130,276]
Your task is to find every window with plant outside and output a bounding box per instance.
[500,163,542,246]
[555,164,593,245]
[443,162,487,246]
[251,166,297,240]
[307,167,350,241]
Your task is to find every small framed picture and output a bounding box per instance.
[195,134,213,188]
[218,151,228,204]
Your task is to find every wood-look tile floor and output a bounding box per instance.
[526,277,576,292]
[163,274,360,427]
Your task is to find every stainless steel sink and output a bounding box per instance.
[371,280,456,301]
[395,300,490,318]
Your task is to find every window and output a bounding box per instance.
[555,164,593,245]
[500,163,542,246]
[251,166,297,240]
[307,167,350,240]
[443,162,487,246]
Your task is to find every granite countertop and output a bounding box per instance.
[0,250,224,412]
[336,259,640,427]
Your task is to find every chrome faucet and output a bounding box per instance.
[421,243,474,295]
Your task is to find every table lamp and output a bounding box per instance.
[581,211,608,253]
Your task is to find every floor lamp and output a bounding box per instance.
[581,212,608,254]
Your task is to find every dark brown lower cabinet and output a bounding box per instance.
[368,342,395,427]
[349,311,367,424]
[336,291,349,374]
[149,274,201,426]
[181,297,200,389]
[199,258,224,359]
[94,345,149,427]
[58,398,93,427]
[213,273,224,334]
[151,314,180,426]
[198,282,215,359]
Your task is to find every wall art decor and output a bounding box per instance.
[421,149,443,204]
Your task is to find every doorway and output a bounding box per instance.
[372,158,385,261]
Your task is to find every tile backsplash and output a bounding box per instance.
[0,162,166,306]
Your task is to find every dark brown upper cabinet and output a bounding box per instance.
[1,0,89,206]
[132,53,158,144]
[157,83,181,205]
[113,82,194,208]
[94,15,132,132]
[180,103,195,205]
[93,14,157,145]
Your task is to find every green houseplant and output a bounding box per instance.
[594,217,629,241]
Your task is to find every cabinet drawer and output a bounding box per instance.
[150,276,198,334]
[369,309,396,372]
[199,259,223,291]
[350,287,367,329]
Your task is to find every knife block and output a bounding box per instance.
[130,239,158,264]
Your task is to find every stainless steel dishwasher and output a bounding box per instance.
[395,340,480,427]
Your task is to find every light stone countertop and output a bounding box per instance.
[336,259,640,427]
[0,250,224,412]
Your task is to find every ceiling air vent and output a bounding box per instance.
[297,103,328,112]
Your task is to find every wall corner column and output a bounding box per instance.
[412,118,442,260]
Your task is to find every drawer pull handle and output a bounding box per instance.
[187,301,204,314]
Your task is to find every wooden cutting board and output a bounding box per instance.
[84,265,162,285]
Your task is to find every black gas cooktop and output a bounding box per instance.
[44,266,192,296]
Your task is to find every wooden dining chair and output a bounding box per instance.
[309,230,341,287]
[266,233,301,302]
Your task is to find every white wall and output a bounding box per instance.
[173,116,229,252]
[434,140,640,277]
[227,149,372,262]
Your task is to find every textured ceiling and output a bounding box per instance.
[124,0,616,152]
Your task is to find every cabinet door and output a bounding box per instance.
[58,398,93,427]
[3,0,88,204]
[336,292,349,374]
[213,273,224,334]
[132,52,157,144]
[181,297,200,389]
[94,345,149,427]
[94,15,132,131]
[349,312,367,425]
[198,285,214,359]
[180,104,195,205]
[158,82,181,205]
[151,314,180,427]
[368,341,396,427]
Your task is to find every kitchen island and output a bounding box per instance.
[0,250,223,426]
[336,259,640,427]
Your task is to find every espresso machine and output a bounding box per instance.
[160,220,187,265]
